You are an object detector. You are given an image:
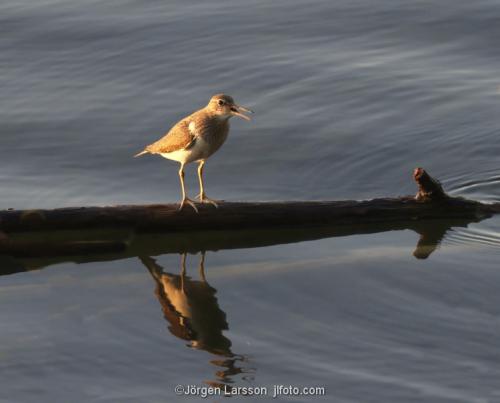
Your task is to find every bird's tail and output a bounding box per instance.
[134,149,149,158]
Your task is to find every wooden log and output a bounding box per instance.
[414,167,448,201]
[0,166,497,268]
[0,198,486,233]
[0,168,498,265]
[0,169,498,235]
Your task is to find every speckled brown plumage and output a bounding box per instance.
[142,109,229,158]
[135,94,236,158]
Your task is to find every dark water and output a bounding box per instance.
[1,1,500,402]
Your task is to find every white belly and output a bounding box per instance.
[160,137,209,164]
[161,278,192,318]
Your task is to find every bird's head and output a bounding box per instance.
[207,94,253,121]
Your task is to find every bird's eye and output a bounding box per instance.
[218,99,225,106]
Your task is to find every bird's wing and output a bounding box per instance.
[145,118,197,154]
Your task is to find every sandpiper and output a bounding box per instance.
[135,94,252,212]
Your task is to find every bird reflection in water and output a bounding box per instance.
[139,253,252,388]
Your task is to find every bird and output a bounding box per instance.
[134,94,253,212]
[139,253,248,386]
[140,253,233,356]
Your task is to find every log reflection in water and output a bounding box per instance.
[0,216,482,276]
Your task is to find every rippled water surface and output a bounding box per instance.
[1,0,500,402]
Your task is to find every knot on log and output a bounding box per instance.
[413,168,448,202]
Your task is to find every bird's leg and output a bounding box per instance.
[180,252,187,293]
[198,251,207,283]
[197,160,219,207]
[178,163,198,213]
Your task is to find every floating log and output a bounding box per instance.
[0,168,498,262]
[0,168,498,234]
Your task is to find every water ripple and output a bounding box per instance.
[445,170,500,204]
[445,219,500,251]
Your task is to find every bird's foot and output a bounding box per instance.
[197,194,220,208]
[179,197,199,213]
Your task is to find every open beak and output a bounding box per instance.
[230,104,253,121]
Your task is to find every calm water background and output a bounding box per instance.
[1,1,500,402]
